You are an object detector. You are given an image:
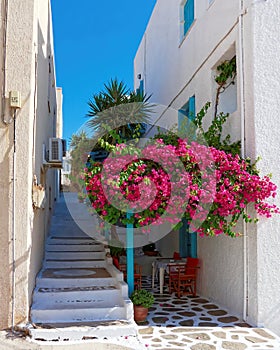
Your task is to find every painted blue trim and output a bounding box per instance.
[190,232,197,258]
[188,95,197,257]
[184,0,194,35]
[179,218,189,258]
[139,80,144,95]
[126,211,134,295]
[188,95,196,121]
[178,95,197,258]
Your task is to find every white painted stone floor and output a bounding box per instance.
[134,276,280,349]
[6,193,278,350]
[6,278,280,350]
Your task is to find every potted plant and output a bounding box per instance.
[108,240,125,269]
[130,289,154,322]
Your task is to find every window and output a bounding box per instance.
[186,95,196,121]
[183,0,194,36]
[213,55,237,115]
[135,79,147,135]
[178,95,196,137]
[136,79,144,96]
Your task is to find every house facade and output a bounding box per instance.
[0,0,62,328]
[134,0,280,335]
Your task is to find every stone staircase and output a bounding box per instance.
[28,193,136,341]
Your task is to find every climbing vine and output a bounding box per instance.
[214,56,237,118]
[192,56,241,157]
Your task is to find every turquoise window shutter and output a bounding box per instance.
[188,95,195,121]
[139,80,144,95]
[178,95,197,258]
[188,95,197,258]
[178,95,195,136]
[136,80,144,96]
[184,0,194,36]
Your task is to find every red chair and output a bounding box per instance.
[169,258,200,298]
[112,256,120,269]
[133,263,142,290]
[119,263,142,290]
[173,252,182,260]
[168,263,185,294]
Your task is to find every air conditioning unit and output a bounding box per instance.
[48,138,63,163]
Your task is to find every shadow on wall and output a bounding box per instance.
[0,127,13,328]
[28,0,60,321]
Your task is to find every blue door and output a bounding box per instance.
[178,96,197,258]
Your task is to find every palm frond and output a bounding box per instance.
[86,78,153,140]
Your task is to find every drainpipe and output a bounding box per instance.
[11,109,17,331]
[238,0,248,322]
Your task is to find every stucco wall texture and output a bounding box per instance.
[0,0,59,328]
[134,0,280,336]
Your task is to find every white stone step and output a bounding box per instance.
[32,296,124,310]
[35,267,116,287]
[33,279,129,302]
[36,276,116,288]
[29,194,135,333]
[32,286,122,305]
[46,243,104,252]
[47,237,102,245]
[44,259,107,269]
[45,251,106,260]
[31,303,133,324]
[28,321,138,341]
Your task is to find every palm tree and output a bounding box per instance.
[86,79,153,242]
[87,78,152,142]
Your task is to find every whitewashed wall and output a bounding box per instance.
[244,0,280,335]
[0,0,59,327]
[134,0,280,334]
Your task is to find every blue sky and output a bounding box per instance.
[51,0,156,144]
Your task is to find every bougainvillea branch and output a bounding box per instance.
[84,139,279,237]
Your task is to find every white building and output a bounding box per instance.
[134,0,280,335]
[0,0,62,328]
[62,151,72,188]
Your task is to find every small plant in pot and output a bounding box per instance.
[130,289,155,323]
[108,239,126,269]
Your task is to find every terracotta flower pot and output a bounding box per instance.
[133,305,149,322]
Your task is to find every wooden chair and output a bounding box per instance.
[134,263,142,290]
[119,263,142,290]
[168,263,185,294]
[169,258,200,298]
[163,253,182,288]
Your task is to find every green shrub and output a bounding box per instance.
[130,289,154,308]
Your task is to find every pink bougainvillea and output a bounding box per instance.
[84,139,279,237]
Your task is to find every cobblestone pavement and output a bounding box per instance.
[135,276,280,349]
